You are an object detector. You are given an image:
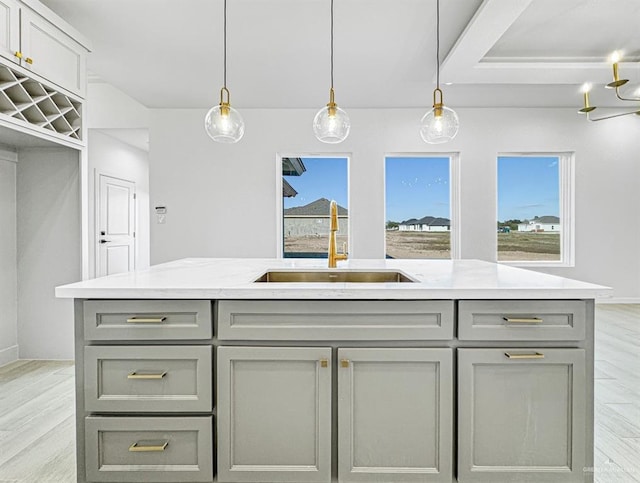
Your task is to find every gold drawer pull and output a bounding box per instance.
[129,441,169,452]
[14,51,22,59]
[320,359,329,368]
[341,359,349,368]
[25,57,33,65]
[505,352,545,359]
[128,371,167,379]
[503,317,543,324]
[126,316,167,324]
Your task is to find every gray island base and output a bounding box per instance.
[56,258,610,483]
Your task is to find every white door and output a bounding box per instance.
[97,174,135,277]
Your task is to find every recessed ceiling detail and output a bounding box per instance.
[442,0,640,86]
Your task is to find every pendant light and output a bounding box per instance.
[313,0,350,144]
[204,0,244,143]
[420,0,459,144]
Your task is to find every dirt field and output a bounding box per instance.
[497,232,560,261]
[285,235,347,256]
[385,231,450,259]
[285,231,560,261]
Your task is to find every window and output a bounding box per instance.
[281,156,348,258]
[385,156,457,259]
[497,154,574,266]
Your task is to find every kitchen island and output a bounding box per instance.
[56,258,610,483]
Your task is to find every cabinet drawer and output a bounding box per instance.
[84,346,212,413]
[458,300,586,341]
[85,416,213,482]
[84,300,212,341]
[217,300,454,341]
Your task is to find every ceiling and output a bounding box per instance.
[40,0,640,110]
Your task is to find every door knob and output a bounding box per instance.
[99,239,110,244]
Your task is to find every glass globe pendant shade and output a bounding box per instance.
[313,89,350,144]
[420,89,458,144]
[204,88,245,143]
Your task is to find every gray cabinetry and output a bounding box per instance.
[85,416,213,482]
[83,299,212,340]
[84,345,212,412]
[75,297,593,483]
[457,348,586,482]
[78,299,215,483]
[338,348,453,482]
[217,346,332,483]
[217,300,454,341]
[458,300,586,341]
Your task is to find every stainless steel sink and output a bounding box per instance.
[254,270,416,283]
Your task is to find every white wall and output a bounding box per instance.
[149,108,640,299]
[17,148,81,359]
[88,130,150,277]
[0,152,18,366]
[87,82,149,129]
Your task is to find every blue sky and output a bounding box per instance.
[497,156,559,221]
[283,157,348,209]
[283,155,558,223]
[385,157,450,222]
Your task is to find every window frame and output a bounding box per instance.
[383,153,461,260]
[276,153,351,259]
[496,152,575,268]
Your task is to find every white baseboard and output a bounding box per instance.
[596,298,640,305]
[0,345,19,367]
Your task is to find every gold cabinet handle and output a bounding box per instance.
[126,316,167,324]
[320,359,329,368]
[340,359,349,368]
[505,352,545,359]
[129,441,168,452]
[128,371,167,379]
[14,51,22,59]
[25,57,33,64]
[503,317,543,324]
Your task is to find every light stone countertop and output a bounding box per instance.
[55,258,611,300]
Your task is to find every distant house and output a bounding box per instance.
[398,216,450,232]
[284,198,348,236]
[517,216,560,232]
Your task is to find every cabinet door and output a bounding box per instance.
[20,8,87,97]
[217,346,332,483]
[458,349,586,482]
[0,0,19,63]
[338,348,453,482]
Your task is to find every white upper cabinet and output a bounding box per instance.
[0,0,20,63]
[0,0,88,98]
[20,7,86,97]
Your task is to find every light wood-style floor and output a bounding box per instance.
[0,304,638,483]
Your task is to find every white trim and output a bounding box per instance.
[0,345,19,367]
[276,153,351,259]
[441,0,618,85]
[497,152,575,268]
[596,298,640,305]
[0,146,18,163]
[383,153,460,260]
